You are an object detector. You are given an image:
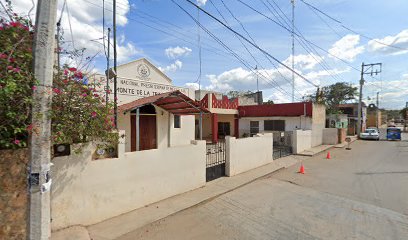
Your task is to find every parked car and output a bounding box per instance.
[360,129,380,140]
[386,127,401,141]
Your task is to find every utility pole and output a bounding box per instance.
[106,28,111,105]
[113,0,118,128]
[255,65,259,92]
[29,0,58,239]
[291,0,295,103]
[56,21,60,71]
[376,91,379,129]
[357,62,382,137]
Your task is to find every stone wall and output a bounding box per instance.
[0,148,28,239]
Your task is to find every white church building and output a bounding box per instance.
[91,58,202,152]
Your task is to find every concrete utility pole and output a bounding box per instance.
[113,0,118,128]
[106,27,111,105]
[29,0,58,239]
[358,62,382,137]
[376,92,380,129]
[291,0,295,103]
[255,65,259,92]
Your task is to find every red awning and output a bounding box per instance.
[118,90,209,115]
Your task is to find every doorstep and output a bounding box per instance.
[50,155,305,240]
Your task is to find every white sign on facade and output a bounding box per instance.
[91,58,193,105]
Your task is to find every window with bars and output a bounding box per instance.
[174,115,181,128]
[264,120,285,131]
[250,121,259,136]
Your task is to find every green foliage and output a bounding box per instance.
[0,13,34,149]
[400,108,408,120]
[226,90,254,98]
[307,82,358,114]
[0,11,118,150]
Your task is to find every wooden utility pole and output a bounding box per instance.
[29,0,58,239]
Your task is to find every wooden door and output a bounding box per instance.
[131,115,157,151]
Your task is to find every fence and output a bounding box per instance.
[51,139,206,230]
[226,134,273,176]
[272,131,293,159]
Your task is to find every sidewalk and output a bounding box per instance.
[51,155,307,240]
[297,136,358,156]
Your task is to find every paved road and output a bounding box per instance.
[119,140,408,240]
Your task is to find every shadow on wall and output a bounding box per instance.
[51,143,92,199]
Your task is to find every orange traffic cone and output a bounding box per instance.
[326,151,331,159]
[298,163,305,174]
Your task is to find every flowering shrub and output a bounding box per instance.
[0,13,34,149]
[0,10,117,150]
[50,68,117,145]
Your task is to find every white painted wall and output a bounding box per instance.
[239,117,312,138]
[118,105,195,152]
[292,130,312,154]
[311,104,326,147]
[322,128,338,145]
[226,134,273,176]
[51,140,206,230]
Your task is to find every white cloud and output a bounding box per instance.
[185,82,201,90]
[197,0,208,6]
[283,53,323,70]
[368,29,408,55]
[158,60,183,72]
[328,34,365,62]
[10,0,138,67]
[165,46,192,59]
[364,79,408,109]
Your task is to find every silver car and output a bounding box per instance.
[360,129,380,140]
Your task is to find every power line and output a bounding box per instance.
[180,0,318,88]
[215,0,304,97]
[172,0,303,99]
[300,0,408,51]
[239,0,364,78]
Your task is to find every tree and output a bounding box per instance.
[400,107,408,120]
[0,10,117,149]
[226,90,254,98]
[307,82,358,113]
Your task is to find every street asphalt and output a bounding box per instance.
[117,140,408,240]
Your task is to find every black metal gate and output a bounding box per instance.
[206,141,226,181]
[273,131,293,159]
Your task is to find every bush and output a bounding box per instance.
[0,11,117,150]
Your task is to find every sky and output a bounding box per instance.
[7,0,408,109]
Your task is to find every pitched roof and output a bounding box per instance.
[118,90,209,115]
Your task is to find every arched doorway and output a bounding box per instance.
[131,104,157,151]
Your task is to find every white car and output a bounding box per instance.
[360,129,380,140]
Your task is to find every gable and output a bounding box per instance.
[116,58,172,85]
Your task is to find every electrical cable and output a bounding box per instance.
[300,0,408,52]
[172,0,302,99]
[180,0,318,88]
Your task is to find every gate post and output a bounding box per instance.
[225,136,232,176]
[211,113,218,143]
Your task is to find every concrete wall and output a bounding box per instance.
[311,104,326,147]
[51,140,206,230]
[239,117,312,138]
[226,134,273,176]
[118,105,195,152]
[0,149,28,239]
[322,128,338,145]
[292,130,312,154]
